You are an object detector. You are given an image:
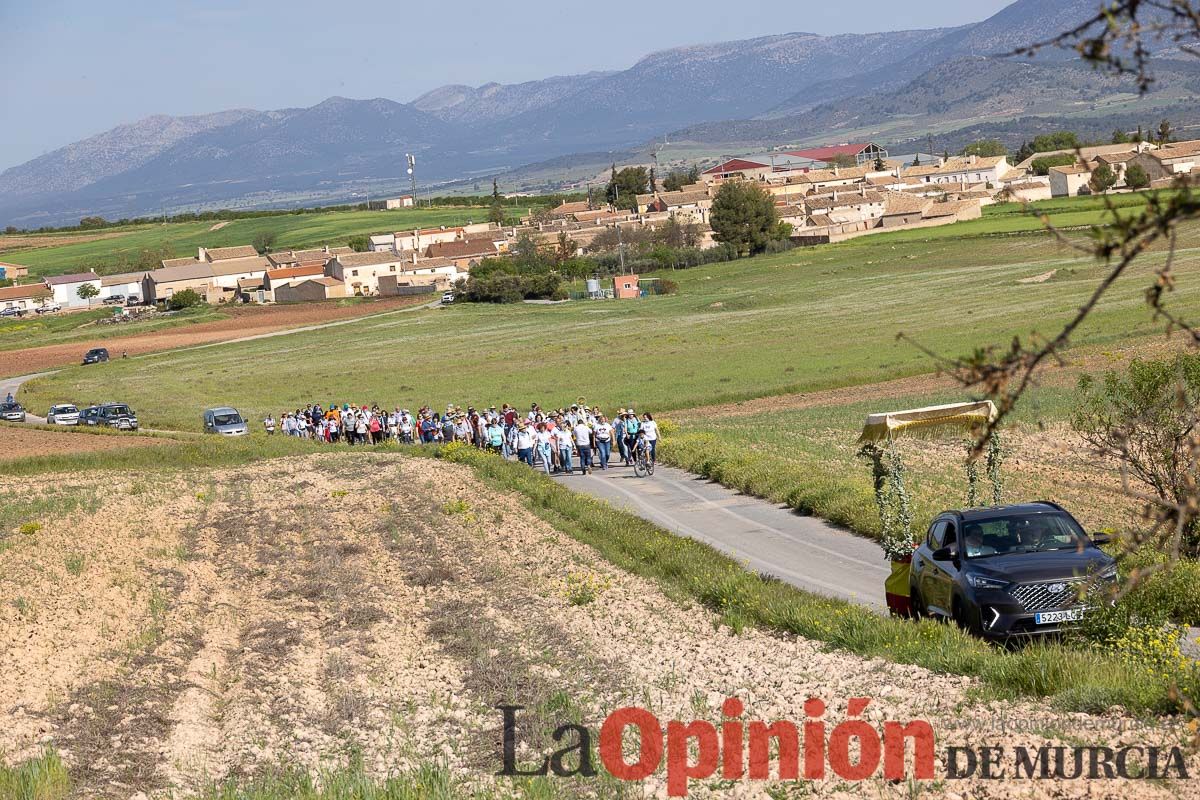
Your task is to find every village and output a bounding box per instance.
[2,136,1199,316]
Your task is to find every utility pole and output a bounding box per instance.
[618,224,626,274]
[406,153,418,205]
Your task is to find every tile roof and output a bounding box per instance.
[303,277,343,287]
[44,271,100,286]
[148,262,216,283]
[784,143,877,161]
[237,277,264,290]
[267,248,334,266]
[1148,140,1200,161]
[335,250,410,268]
[902,156,1006,179]
[883,193,932,215]
[161,256,199,269]
[1015,143,1148,170]
[0,284,50,301]
[100,271,147,286]
[425,240,497,259]
[204,245,259,261]
[1049,163,1093,175]
[209,256,271,277]
[266,264,326,281]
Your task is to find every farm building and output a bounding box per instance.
[783,142,888,166]
[0,283,51,312]
[100,271,146,303]
[0,261,30,281]
[274,277,347,303]
[44,271,102,308]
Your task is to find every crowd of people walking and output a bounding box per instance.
[262,402,658,475]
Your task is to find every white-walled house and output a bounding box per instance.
[100,271,146,303]
[330,250,414,295]
[901,155,1013,186]
[0,283,52,312]
[45,271,102,308]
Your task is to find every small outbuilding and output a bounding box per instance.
[614,274,640,299]
[274,277,347,303]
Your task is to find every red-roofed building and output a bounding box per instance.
[784,142,887,166]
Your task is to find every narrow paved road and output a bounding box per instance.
[553,464,891,610]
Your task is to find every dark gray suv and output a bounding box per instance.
[909,502,1117,640]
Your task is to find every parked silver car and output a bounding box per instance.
[47,403,80,425]
[203,406,248,436]
[0,402,26,422]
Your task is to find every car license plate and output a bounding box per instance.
[1035,608,1084,625]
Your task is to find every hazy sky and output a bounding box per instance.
[0,0,1012,170]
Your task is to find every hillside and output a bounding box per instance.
[0,0,1185,227]
[668,54,1200,145]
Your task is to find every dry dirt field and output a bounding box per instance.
[0,296,427,376]
[1,452,1196,799]
[0,425,166,462]
[0,231,133,254]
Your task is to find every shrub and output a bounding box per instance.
[1125,163,1151,190]
[168,288,203,310]
[1031,154,1078,175]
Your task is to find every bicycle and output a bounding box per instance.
[633,437,655,478]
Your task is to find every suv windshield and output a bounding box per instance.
[963,513,1088,558]
[53,405,77,413]
[105,405,131,416]
[213,412,242,426]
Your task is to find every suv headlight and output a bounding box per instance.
[966,573,1008,590]
[1097,564,1118,581]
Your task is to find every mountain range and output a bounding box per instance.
[1,0,1193,228]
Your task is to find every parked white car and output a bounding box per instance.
[47,403,80,425]
[35,302,62,314]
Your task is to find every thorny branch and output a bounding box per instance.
[906,2,1200,627]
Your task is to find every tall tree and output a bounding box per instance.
[488,178,505,224]
[605,166,650,212]
[1158,118,1172,144]
[649,167,657,193]
[709,181,785,256]
[873,156,886,171]
[1089,163,1117,193]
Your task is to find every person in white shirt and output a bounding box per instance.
[641,413,659,463]
[514,423,535,466]
[554,425,575,474]
[573,420,593,474]
[592,415,614,470]
[264,414,276,435]
[536,424,555,475]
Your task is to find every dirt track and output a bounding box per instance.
[0,297,426,376]
[0,453,1194,798]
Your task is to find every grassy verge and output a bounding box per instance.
[0,750,70,800]
[0,750,562,800]
[419,443,1199,716]
[0,432,322,476]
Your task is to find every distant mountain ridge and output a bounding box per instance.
[0,0,1184,227]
